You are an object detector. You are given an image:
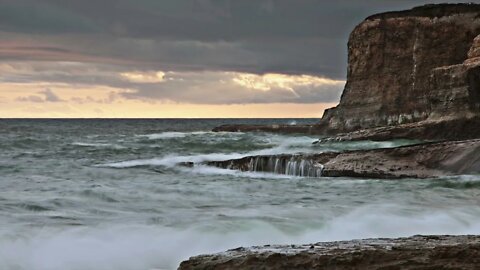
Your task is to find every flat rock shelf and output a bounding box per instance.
[179,235,480,270]
[206,139,480,179]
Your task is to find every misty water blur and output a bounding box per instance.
[0,119,479,270]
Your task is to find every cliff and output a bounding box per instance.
[212,4,480,140]
[320,3,480,133]
[179,235,480,270]
[187,5,480,269]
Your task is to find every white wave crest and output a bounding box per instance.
[183,165,299,179]
[72,142,113,147]
[140,132,188,140]
[97,152,246,168]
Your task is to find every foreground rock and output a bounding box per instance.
[207,139,480,179]
[178,235,480,270]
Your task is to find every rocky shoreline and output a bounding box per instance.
[214,116,480,142]
[207,139,480,179]
[209,3,480,178]
[179,235,480,270]
[314,116,480,143]
[182,4,480,269]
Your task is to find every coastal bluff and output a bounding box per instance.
[214,3,480,141]
[320,3,480,133]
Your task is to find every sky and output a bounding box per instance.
[0,0,469,118]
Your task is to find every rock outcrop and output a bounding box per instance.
[314,115,480,142]
[213,4,480,141]
[320,3,480,133]
[179,235,480,270]
[207,139,480,179]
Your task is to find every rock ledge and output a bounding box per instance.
[179,235,480,270]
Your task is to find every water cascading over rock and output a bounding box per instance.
[208,155,324,177]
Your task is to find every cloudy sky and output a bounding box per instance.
[0,0,463,118]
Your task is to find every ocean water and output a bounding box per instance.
[1,119,479,270]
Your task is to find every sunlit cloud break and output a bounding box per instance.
[0,61,345,105]
[232,73,344,97]
[120,71,166,83]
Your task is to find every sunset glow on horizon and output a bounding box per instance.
[0,61,343,118]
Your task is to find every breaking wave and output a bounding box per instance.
[1,204,479,270]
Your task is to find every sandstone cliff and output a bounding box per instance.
[213,4,480,140]
[320,4,480,133]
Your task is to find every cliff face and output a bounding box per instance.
[321,4,480,133]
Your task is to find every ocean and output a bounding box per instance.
[1,119,479,270]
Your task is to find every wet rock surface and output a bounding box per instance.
[207,139,480,179]
[179,235,480,270]
[314,116,480,142]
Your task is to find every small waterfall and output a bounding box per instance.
[208,155,324,177]
[241,155,324,177]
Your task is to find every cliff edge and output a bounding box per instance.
[213,4,480,141]
[320,3,480,134]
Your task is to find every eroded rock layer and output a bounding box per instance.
[179,235,480,270]
[207,139,480,179]
[320,4,480,133]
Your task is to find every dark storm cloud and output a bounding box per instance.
[0,0,458,79]
[0,0,96,34]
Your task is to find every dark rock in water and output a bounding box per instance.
[207,139,480,179]
[178,235,480,270]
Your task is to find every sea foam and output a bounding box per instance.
[1,205,480,270]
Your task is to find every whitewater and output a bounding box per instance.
[0,119,479,270]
